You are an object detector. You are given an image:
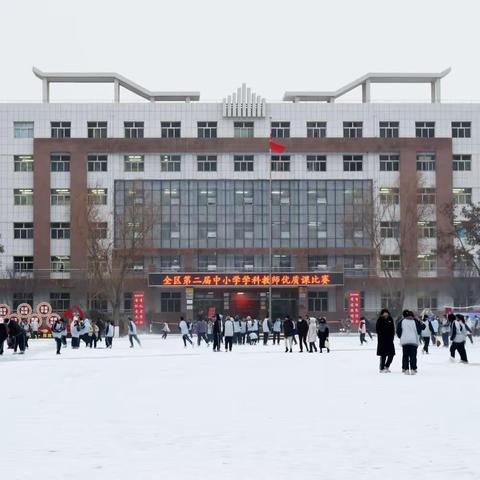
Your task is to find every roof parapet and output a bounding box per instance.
[32,67,200,103]
[283,68,451,104]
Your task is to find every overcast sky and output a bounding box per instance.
[1,0,479,102]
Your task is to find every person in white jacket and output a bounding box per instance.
[179,317,193,347]
[396,310,425,374]
[262,317,271,345]
[128,318,141,347]
[70,316,81,349]
[51,318,66,355]
[224,316,234,352]
[161,322,170,339]
[105,320,114,348]
[307,317,318,352]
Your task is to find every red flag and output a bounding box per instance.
[269,137,286,154]
[64,308,74,320]
[74,305,85,320]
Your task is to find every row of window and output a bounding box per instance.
[13,222,107,240]
[12,120,474,140]
[13,189,107,206]
[12,152,475,173]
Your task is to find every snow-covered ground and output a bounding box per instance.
[1,334,479,480]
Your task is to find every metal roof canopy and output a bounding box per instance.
[32,67,200,103]
[283,68,452,103]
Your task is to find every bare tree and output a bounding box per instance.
[86,195,156,333]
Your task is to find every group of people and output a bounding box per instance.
[170,314,331,353]
[375,309,473,375]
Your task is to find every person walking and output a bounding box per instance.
[430,316,440,346]
[52,318,66,355]
[375,309,395,373]
[6,317,26,354]
[450,314,469,363]
[307,317,318,353]
[70,316,81,349]
[359,317,367,345]
[224,316,234,352]
[465,316,474,344]
[364,317,374,340]
[105,321,114,348]
[89,322,99,348]
[213,314,223,352]
[262,317,270,345]
[421,314,434,354]
[195,318,209,346]
[396,310,424,374]
[161,322,170,339]
[297,316,309,352]
[440,314,452,347]
[31,316,39,339]
[20,319,31,349]
[128,317,142,348]
[283,316,294,353]
[317,317,330,353]
[272,318,281,345]
[0,318,8,355]
[179,317,193,347]
[240,317,247,344]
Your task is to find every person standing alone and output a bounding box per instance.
[128,317,142,348]
[376,309,395,372]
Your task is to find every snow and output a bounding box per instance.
[2,334,480,480]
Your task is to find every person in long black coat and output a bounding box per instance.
[0,319,8,355]
[376,309,395,372]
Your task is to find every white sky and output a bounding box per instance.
[1,0,479,102]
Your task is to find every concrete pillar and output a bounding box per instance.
[362,80,371,103]
[42,80,50,103]
[114,79,120,103]
[431,80,441,103]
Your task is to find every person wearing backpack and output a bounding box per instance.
[450,314,469,363]
[421,314,434,354]
[396,310,425,375]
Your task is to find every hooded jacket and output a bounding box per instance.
[224,318,234,337]
[396,317,424,346]
[307,318,318,343]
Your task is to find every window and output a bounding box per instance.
[453,188,472,205]
[124,155,144,172]
[307,220,327,239]
[379,154,399,171]
[343,256,370,276]
[306,155,327,172]
[452,154,471,171]
[51,189,70,206]
[161,121,181,138]
[271,155,290,172]
[271,121,290,138]
[307,255,328,271]
[235,188,254,205]
[92,222,108,239]
[415,121,435,138]
[451,121,471,138]
[453,292,476,308]
[14,155,34,172]
[234,121,254,138]
[13,292,33,310]
[418,254,437,272]
[381,291,402,311]
[379,187,399,205]
[198,189,216,206]
[416,153,435,171]
[272,254,292,271]
[308,291,328,312]
[197,121,217,138]
[307,188,327,205]
[418,221,436,239]
[50,292,70,311]
[88,188,108,205]
[234,222,254,240]
[198,254,217,271]
[306,121,327,138]
[343,155,363,172]
[124,121,144,138]
[126,186,144,207]
[233,255,255,271]
[51,121,71,138]
[417,188,436,205]
[123,292,133,311]
[50,153,70,172]
[88,154,108,172]
[198,223,217,239]
[197,155,217,172]
[14,222,33,239]
[234,154,254,172]
[14,121,34,138]
[51,222,70,240]
[379,121,399,138]
[88,295,108,312]
[160,154,181,172]
[14,189,33,206]
[160,292,181,312]
[381,255,400,271]
[417,293,437,310]
[13,256,34,273]
[343,121,363,138]
[87,121,107,138]
[51,256,71,272]
[380,221,400,239]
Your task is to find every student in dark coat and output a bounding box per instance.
[283,316,294,353]
[213,314,223,352]
[297,316,309,352]
[0,319,8,355]
[7,318,26,354]
[317,317,330,353]
[376,309,396,372]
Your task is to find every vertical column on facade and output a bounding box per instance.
[435,139,454,277]
[33,140,52,280]
[298,287,307,317]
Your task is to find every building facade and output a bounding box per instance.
[0,67,479,326]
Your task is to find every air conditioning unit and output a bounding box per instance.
[133,265,144,271]
[280,197,290,204]
[171,231,180,238]
[354,264,364,270]
[316,264,327,270]
[244,197,253,204]
[244,264,254,271]
[317,231,327,239]
[207,264,217,271]
[317,197,327,204]
[207,198,216,205]
[207,231,217,238]
[171,264,180,271]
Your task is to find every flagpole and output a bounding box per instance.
[268,119,272,324]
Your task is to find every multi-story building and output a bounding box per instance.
[0,67,478,326]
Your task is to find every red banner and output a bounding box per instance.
[133,291,145,326]
[349,291,361,325]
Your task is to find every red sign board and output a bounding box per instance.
[133,291,145,325]
[349,291,361,325]
[150,272,344,288]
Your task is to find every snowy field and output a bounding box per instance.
[1,334,479,480]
